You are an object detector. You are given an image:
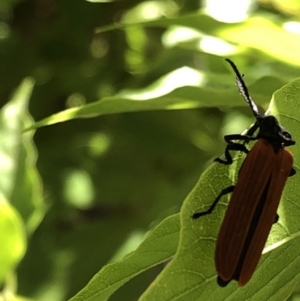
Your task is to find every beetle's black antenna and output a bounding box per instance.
[225,59,260,118]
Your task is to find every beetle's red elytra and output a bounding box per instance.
[192,59,296,287]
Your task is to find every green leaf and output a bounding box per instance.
[0,78,45,233]
[68,214,180,301]
[218,16,300,66]
[138,78,300,300]
[25,74,285,131]
[0,195,26,282]
[97,12,300,66]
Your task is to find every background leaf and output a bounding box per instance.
[26,75,286,130]
[0,195,26,282]
[0,78,45,233]
[0,77,44,288]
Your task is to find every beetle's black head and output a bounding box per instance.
[256,115,295,150]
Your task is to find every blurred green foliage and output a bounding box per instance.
[1,0,300,300]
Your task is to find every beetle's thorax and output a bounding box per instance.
[256,115,295,152]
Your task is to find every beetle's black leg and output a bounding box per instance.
[192,185,235,219]
[215,143,249,165]
[244,122,259,142]
[223,134,257,144]
[215,134,258,165]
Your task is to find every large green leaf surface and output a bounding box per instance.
[137,79,300,300]
[26,74,285,131]
[68,78,300,301]
[68,214,180,301]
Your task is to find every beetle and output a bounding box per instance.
[192,59,296,287]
